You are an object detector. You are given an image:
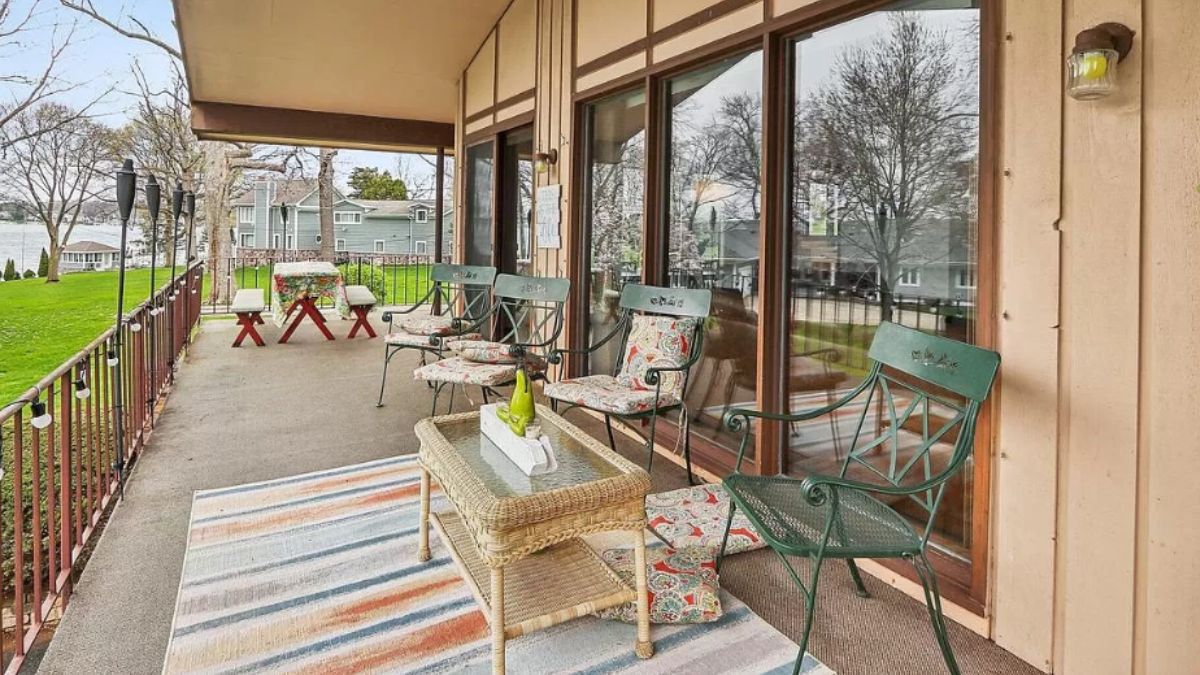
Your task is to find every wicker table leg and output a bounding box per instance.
[418,468,431,562]
[633,529,654,659]
[491,566,506,674]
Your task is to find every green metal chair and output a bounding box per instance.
[547,284,712,484]
[413,273,570,415]
[719,321,999,675]
[376,263,496,407]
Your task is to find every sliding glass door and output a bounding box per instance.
[465,141,494,268]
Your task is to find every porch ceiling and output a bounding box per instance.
[174,0,510,149]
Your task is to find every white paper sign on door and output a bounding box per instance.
[535,184,561,249]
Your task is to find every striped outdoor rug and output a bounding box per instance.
[164,455,832,674]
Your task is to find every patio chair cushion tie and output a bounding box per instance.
[594,543,722,625]
[616,315,697,395]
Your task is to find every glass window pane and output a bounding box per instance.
[665,51,763,458]
[500,127,534,276]
[466,141,494,267]
[787,2,981,559]
[582,89,646,375]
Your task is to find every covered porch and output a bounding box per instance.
[34,318,1033,675]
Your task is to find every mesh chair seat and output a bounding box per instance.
[724,474,922,558]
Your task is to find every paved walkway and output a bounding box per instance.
[36,316,1036,675]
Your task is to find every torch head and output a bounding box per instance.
[172,182,184,221]
[185,191,196,220]
[116,159,136,222]
[145,174,161,223]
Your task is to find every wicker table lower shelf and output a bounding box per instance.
[431,510,635,639]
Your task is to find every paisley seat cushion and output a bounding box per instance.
[398,314,457,336]
[593,544,722,625]
[616,315,697,395]
[646,483,766,556]
[544,375,680,416]
[445,339,548,369]
[385,331,480,348]
[413,356,544,387]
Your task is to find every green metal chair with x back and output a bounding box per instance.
[376,263,496,407]
[413,273,570,415]
[719,321,999,675]
[546,284,712,484]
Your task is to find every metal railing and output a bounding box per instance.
[202,252,450,314]
[0,263,204,674]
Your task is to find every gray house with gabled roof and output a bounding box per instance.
[230,179,452,256]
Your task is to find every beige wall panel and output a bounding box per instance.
[1056,0,1143,672]
[651,3,763,63]
[497,0,538,101]
[990,3,1062,672]
[771,0,822,16]
[575,53,646,94]
[653,0,724,29]
[496,97,536,123]
[465,32,497,115]
[465,115,494,137]
[575,0,646,66]
[1139,1,1200,672]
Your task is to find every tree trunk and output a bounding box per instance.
[318,148,337,257]
[45,240,61,282]
[203,142,234,304]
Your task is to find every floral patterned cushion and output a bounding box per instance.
[384,331,435,348]
[594,544,722,624]
[617,315,697,395]
[412,357,518,387]
[646,484,766,556]
[399,315,457,336]
[446,339,518,363]
[544,375,681,415]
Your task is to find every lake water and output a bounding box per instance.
[0,222,127,273]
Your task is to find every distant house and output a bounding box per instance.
[60,241,121,272]
[229,179,453,256]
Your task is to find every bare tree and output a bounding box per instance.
[2,102,117,281]
[318,148,336,256]
[1,2,85,148]
[394,154,433,200]
[797,13,977,319]
[715,93,762,221]
[668,114,725,265]
[62,0,308,303]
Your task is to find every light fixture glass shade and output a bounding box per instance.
[31,401,52,429]
[74,380,90,399]
[1068,49,1119,100]
[107,349,119,367]
[129,319,142,332]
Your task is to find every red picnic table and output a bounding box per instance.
[271,261,349,344]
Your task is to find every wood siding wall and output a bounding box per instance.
[454,0,1200,672]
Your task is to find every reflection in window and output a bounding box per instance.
[664,51,763,458]
[582,89,646,375]
[787,2,981,559]
[466,142,493,267]
[500,127,534,275]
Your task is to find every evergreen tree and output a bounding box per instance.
[3,259,16,281]
[38,248,49,277]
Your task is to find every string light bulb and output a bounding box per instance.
[30,398,52,429]
[74,365,90,400]
[107,348,119,367]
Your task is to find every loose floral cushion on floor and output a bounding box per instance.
[646,483,766,556]
[616,315,697,395]
[399,315,457,336]
[594,543,722,624]
[544,375,682,415]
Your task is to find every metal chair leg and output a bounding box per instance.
[716,498,737,572]
[447,383,457,414]
[775,550,824,675]
[846,559,870,598]
[912,552,961,675]
[604,415,617,451]
[683,412,696,485]
[482,387,490,405]
[430,381,444,417]
[645,412,658,473]
[376,346,396,407]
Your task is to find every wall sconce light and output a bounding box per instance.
[30,398,52,429]
[534,149,558,174]
[1068,22,1135,101]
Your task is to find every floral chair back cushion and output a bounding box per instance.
[616,315,697,396]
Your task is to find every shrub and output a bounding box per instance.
[22,269,35,279]
[38,249,49,278]
[3,259,15,281]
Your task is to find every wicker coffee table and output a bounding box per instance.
[414,405,653,674]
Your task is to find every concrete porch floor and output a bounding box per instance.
[35,315,1037,675]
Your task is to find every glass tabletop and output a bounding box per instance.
[435,413,623,498]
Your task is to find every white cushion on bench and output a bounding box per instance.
[231,289,265,313]
[344,284,377,306]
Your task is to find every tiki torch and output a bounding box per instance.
[168,182,184,371]
[113,158,137,497]
[183,191,197,344]
[144,175,161,418]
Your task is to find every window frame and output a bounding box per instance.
[237,205,254,224]
[239,233,255,248]
[335,238,347,252]
[413,240,428,254]
[334,211,362,225]
[414,208,429,223]
[373,239,385,253]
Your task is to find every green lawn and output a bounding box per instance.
[0,267,194,404]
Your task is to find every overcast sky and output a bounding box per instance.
[1,0,436,191]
